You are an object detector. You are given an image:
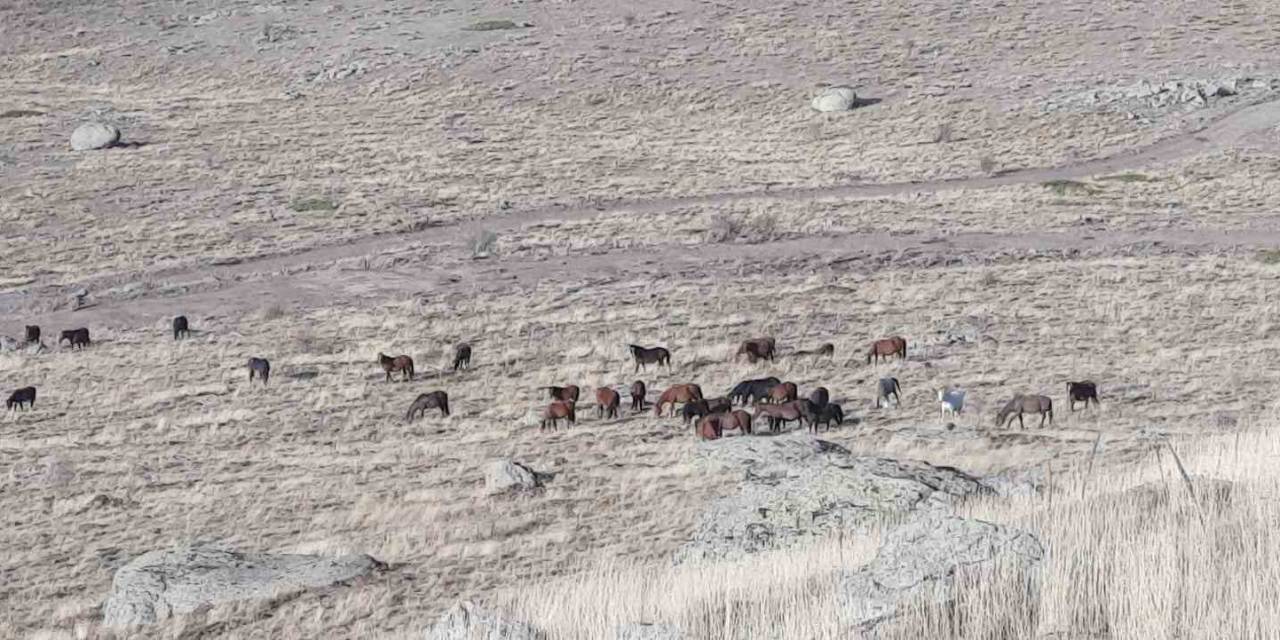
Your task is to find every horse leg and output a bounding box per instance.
[1018,413,1025,430]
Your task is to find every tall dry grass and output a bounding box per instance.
[496,428,1280,639]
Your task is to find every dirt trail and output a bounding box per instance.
[5,97,1280,331]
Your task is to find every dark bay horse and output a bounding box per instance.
[453,343,472,371]
[628,344,671,372]
[876,377,901,408]
[735,337,777,363]
[655,383,704,417]
[24,325,39,344]
[59,328,90,349]
[729,377,781,405]
[811,403,844,432]
[546,385,581,404]
[630,380,647,412]
[596,387,621,420]
[1067,381,1100,411]
[172,315,190,340]
[7,386,35,411]
[996,394,1053,429]
[867,336,907,364]
[808,387,830,409]
[681,397,732,425]
[247,357,271,385]
[754,400,813,433]
[406,391,450,421]
[378,353,415,382]
[541,400,576,431]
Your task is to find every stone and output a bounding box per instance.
[425,600,545,639]
[483,459,544,495]
[811,86,857,112]
[70,122,121,151]
[102,546,385,627]
[615,622,684,639]
[838,515,1044,634]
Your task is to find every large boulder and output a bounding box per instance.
[102,546,384,627]
[483,459,544,496]
[70,122,121,151]
[839,516,1044,636]
[426,600,545,639]
[811,86,858,112]
[675,435,993,563]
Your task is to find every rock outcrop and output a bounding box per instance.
[70,122,121,151]
[811,86,858,112]
[483,459,546,496]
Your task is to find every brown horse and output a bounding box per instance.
[595,387,621,420]
[405,391,450,421]
[681,397,732,425]
[655,383,704,417]
[767,382,798,404]
[453,343,472,371]
[754,400,812,433]
[541,400,576,431]
[697,415,723,440]
[628,345,671,372]
[722,409,753,435]
[378,353,415,382]
[735,337,777,363]
[546,385,581,404]
[630,380,647,412]
[996,394,1053,429]
[866,336,907,364]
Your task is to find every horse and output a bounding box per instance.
[453,343,472,371]
[172,315,190,340]
[876,377,901,408]
[1067,381,1100,411]
[996,394,1053,429]
[938,388,966,418]
[697,415,723,440]
[808,387,830,409]
[735,337,777,363]
[811,403,844,432]
[24,325,39,344]
[6,386,35,411]
[378,353,415,382]
[595,387,621,420]
[681,397,732,425]
[541,400,576,431]
[866,336,907,364]
[754,400,814,433]
[405,391,450,421]
[725,409,754,435]
[630,380,647,412]
[247,357,271,386]
[655,383,704,417]
[628,344,671,372]
[546,385,581,404]
[729,377,781,405]
[59,328,90,349]
[767,382,798,404]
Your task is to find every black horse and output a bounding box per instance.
[628,344,671,372]
[6,386,35,411]
[172,315,190,340]
[59,328,90,349]
[453,343,472,371]
[811,403,844,432]
[729,377,781,405]
[247,357,271,386]
[1067,381,1100,411]
[24,325,40,344]
[681,397,732,425]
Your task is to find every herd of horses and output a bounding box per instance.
[5,321,1102,438]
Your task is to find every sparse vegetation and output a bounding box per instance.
[463,19,523,31]
[1042,179,1100,196]
[1256,249,1280,264]
[289,197,338,213]
[707,212,780,244]
[933,123,953,144]
[471,229,498,258]
[1097,172,1159,183]
[979,156,998,175]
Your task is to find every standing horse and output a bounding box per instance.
[655,383,704,417]
[247,357,271,386]
[754,400,813,433]
[681,397,732,425]
[546,385,581,404]
[405,391,450,421]
[811,403,844,432]
[1066,381,1100,411]
[172,315,190,340]
[996,394,1053,429]
[59,328,90,349]
[876,377,902,408]
[735,337,777,363]
[628,345,671,372]
[24,325,40,344]
[378,353,415,382]
[541,400,576,431]
[630,380,647,412]
[808,387,830,409]
[453,343,472,371]
[697,415,723,440]
[866,336,907,364]
[767,382,798,404]
[596,387,621,420]
[729,377,782,405]
[7,386,35,411]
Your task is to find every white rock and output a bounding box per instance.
[70,122,121,151]
[484,460,542,495]
[811,86,857,112]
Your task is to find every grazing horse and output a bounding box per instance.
[172,315,190,340]
[247,357,271,385]
[546,385,581,404]
[453,343,472,371]
[6,386,36,411]
[996,394,1054,429]
[735,337,777,363]
[405,391,450,421]
[541,400,576,431]
[1067,381,1100,411]
[697,415,723,440]
[811,403,844,432]
[630,380,647,412]
[378,353,415,382]
[808,387,830,409]
[767,382,798,404]
[655,383,704,417]
[876,377,902,408]
[24,325,40,344]
[59,328,90,349]
[681,397,732,425]
[729,377,781,405]
[754,400,813,433]
[595,387,621,420]
[628,344,671,372]
[698,411,750,439]
[725,409,753,435]
[938,388,966,418]
[866,336,907,364]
